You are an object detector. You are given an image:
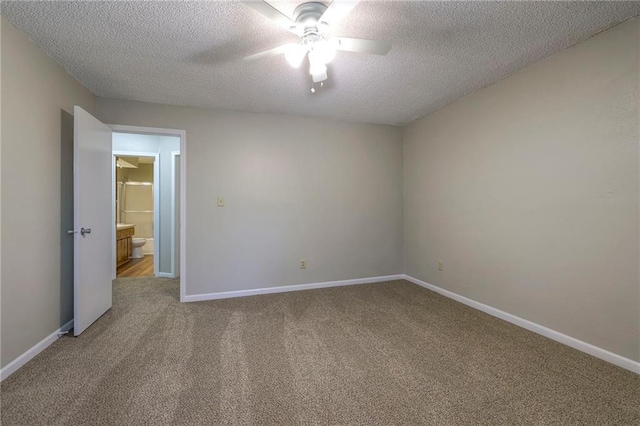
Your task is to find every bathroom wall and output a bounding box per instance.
[113,134,180,275]
[117,163,153,183]
[123,182,154,254]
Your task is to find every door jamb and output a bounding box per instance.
[170,151,180,279]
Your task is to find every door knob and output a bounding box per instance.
[81,227,92,236]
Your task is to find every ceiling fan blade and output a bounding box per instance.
[243,43,295,62]
[241,1,298,34]
[319,1,360,26]
[332,37,391,55]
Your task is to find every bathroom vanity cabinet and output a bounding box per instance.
[116,225,135,266]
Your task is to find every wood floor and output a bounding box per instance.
[117,255,154,278]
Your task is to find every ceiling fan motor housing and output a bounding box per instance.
[293,2,328,24]
[293,2,329,42]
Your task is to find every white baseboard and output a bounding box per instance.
[1,319,73,381]
[184,274,405,302]
[6,276,635,381]
[402,274,639,374]
[157,272,173,278]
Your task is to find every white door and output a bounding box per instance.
[73,106,113,336]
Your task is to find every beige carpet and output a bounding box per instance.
[1,278,638,425]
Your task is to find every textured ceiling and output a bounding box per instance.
[3,1,639,125]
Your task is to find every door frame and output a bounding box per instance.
[113,151,160,278]
[110,125,187,302]
[170,151,180,278]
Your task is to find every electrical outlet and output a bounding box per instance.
[300,259,307,269]
[217,197,225,207]
[438,261,444,271]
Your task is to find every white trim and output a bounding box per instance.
[111,151,116,279]
[184,275,405,302]
[113,151,160,278]
[157,272,173,278]
[402,274,640,374]
[179,134,186,301]
[110,125,183,138]
[0,320,73,381]
[170,151,180,278]
[110,125,187,302]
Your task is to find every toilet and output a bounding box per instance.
[131,238,147,259]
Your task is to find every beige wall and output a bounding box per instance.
[117,163,154,183]
[1,17,96,367]
[97,99,404,296]
[403,18,639,361]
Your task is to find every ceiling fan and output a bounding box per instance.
[242,0,391,90]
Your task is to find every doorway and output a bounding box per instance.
[111,130,182,282]
[114,153,158,278]
[73,106,187,337]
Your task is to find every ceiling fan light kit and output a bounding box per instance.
[284,44,307,68]
[243,0,391,91]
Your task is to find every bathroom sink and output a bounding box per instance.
[116,223,134,231]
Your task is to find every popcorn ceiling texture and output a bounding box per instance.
[2,1,639,125]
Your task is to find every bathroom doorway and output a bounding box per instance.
[111,130,182,283]
[114,153,158,278]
